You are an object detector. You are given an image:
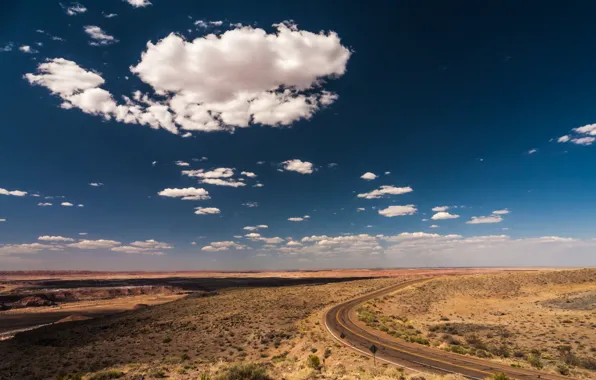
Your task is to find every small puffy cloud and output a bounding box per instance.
[357,207,365,212]
[61,202,74,207]
[431,211,459,220]
[557,124,596,146]
[528,148,537,154]
[61,2,87,15]
[182,168,245,187]
[244,225,268,231]
[288,217,304,222]
[79,232,88,235]
[242,202,258,208]
[103,12,117,18]
[111,239,172,254]
[570,137,595,146]
[89,182,103,187]
[0,188,27,196]
[201,241,246,251]
[384,171,390,175]
[158,187,211,200]
[0,43,14,52]
[195,20,224,28]
[378,205,417,217]
[38,236,74,242]
[0,218,5,222]
[245,233,284,245]
[253,183,264,188]
[183,168,233,178]
[431,206,449,212]
[573,123,596,135]
[125,0,152,7]
[77,204,84,207]
[194,207,220,215]
[430,225,439,228]
[357,185,413,199]
[175,160,190,167]
[130,239,174,249]
[492,209,510,215]
[0,243,57,255]
[466,215,503,224]
[38,202,52,206]
[241,171,257,178]
[19,45,38,54]
[84,26,118,46]
[281,159,313,174]
[360,172,377,180]
[111,246,165,255]
[328,163,338,168]
[69,239,121,249]
[200,178,246,187]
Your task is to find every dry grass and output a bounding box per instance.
[0,276,427,379]
[357,269,596,379]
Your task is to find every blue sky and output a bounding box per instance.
[1,0,596,270]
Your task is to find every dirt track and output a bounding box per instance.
[324,279,570,380]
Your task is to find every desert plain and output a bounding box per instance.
[0,267,593,380]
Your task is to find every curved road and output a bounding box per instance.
[324,279,569,380]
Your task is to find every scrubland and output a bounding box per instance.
[357,269,596,379]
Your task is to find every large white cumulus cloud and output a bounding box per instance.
[25,22,351,135]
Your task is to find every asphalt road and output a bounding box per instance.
[324,279,570,380]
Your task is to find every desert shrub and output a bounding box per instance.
[466,334,487,350]
[491,373,510,380]
[180,353,190,361]
[88,371,124,380]
[324,347,332,358]
[310,347,317,353]
[445,345,469,355]
[580,356,596,370]
[199,375,211,380]
[216,363,270,380]
[408,336,430,345]
[333,363,347,375]
[306,354,321,370]
[489,344,510,358]
[148,368,167,378]
[162,337,172,344]
[557,345,580,366]
[556,364,570,375]
[527,353,543,369]
[271,351,288,363]
[442,334,460,345]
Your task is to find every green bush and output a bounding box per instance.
[216,363,270,380]
[306,354,321,370]
[491,373,510,380]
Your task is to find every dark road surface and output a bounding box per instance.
[324,279,570,380]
